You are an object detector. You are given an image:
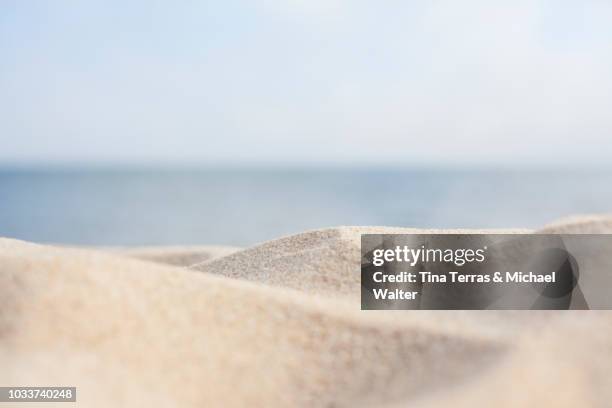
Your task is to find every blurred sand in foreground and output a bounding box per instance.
[1,215,612,407]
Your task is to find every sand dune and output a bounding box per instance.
[112,245,240,266]
[1,215,611,407]
[189,227,530,300]
[540,213,612,234]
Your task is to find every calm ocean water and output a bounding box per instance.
[1,168,611,246]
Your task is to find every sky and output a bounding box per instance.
[1,0,612,167]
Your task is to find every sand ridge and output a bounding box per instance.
[1,215,611,407]
[111,245,241,266]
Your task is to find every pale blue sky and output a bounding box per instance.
[1,0,612,166]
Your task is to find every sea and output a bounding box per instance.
[1,168,610,246]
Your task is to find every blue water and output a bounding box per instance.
[0,168,610,246]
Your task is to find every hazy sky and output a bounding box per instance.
[2,0,612,166]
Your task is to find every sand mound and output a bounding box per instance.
[540,214,612,233]
[111,245,240,266]
[0,238,505,407]
[190,227,530,300]
[2,215,612,407]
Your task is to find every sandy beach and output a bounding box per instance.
[0,215,610,407]
[4,0,612,405]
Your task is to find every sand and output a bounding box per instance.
[1,215,611,407]
[111,245,241,266]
